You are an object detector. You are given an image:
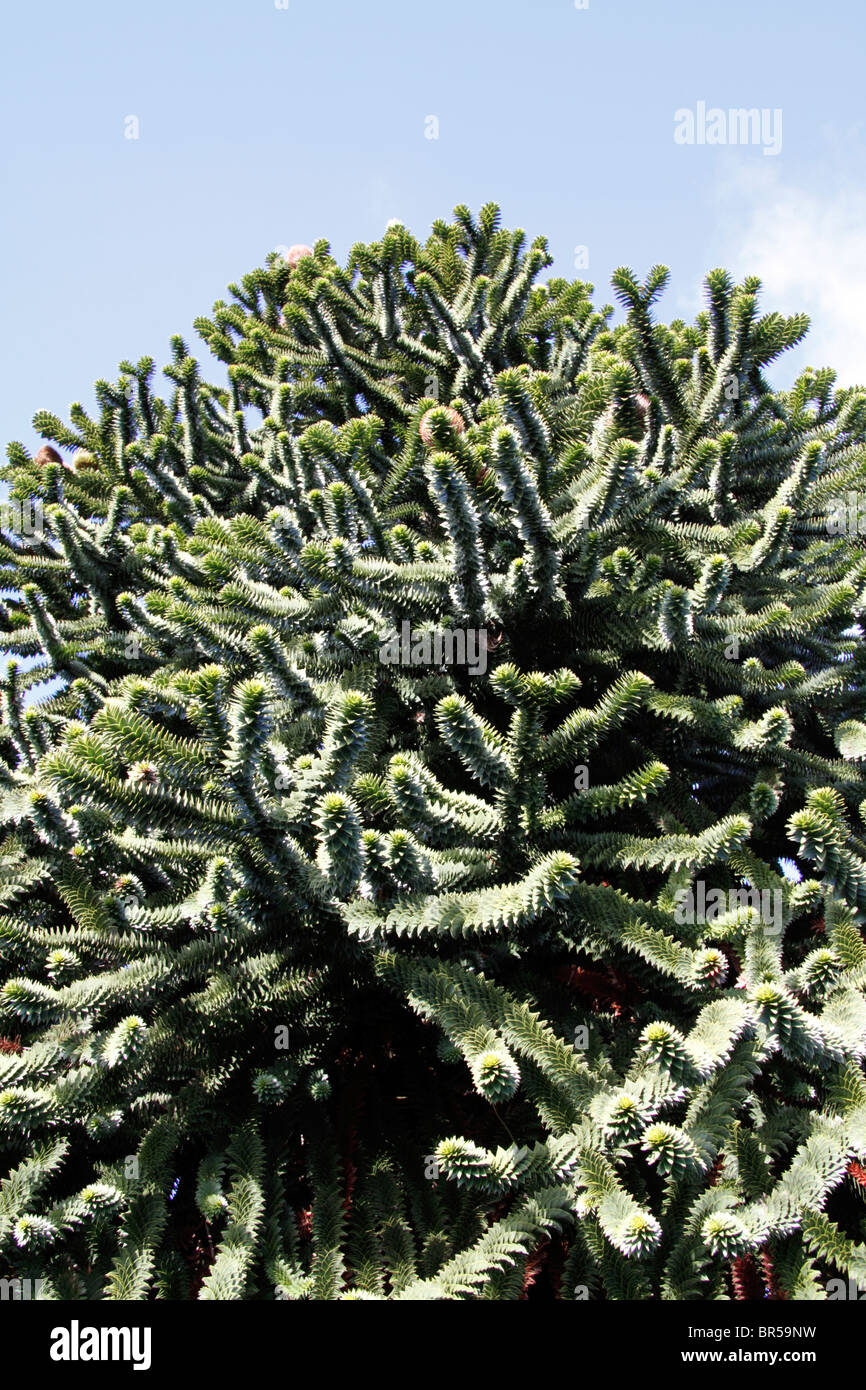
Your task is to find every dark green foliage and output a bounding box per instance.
[1,205,866,1300]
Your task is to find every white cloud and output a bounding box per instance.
[706,165,866,388]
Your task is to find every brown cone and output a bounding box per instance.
[286,244,313,268]
[34,445,62,467]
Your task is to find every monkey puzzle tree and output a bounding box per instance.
[1,204,866,1300]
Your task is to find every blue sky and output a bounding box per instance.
[1,0,865,454]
